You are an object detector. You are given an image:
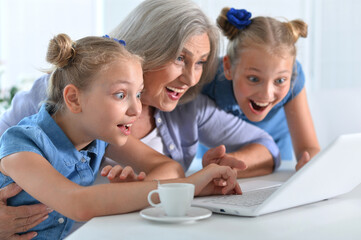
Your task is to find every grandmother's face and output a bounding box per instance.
[141,32,210,111]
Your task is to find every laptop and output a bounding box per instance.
[192,133,361,217]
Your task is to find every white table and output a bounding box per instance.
[66,161,361,240]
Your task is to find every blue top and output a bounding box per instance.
[202,59,305,160]
[0,74,281,170]
[0,105,106,239]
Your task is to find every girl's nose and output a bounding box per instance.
[127,97,142,117]
[261,82,275,100]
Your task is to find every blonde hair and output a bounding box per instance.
[109,0,219,104]
[218,7,308,67]
[46,33,142,113]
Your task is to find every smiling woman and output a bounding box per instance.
[106,0,280,176]
[140,33,211,114]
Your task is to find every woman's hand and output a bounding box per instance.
[101,165,146,183]
[0,183,51,240]
[202,145,247,170]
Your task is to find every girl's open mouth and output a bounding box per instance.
[117,124,132,136]
[249,100,270,113]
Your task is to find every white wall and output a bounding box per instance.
[0,0,360,148]
[308,89,361,149]
[0,0,103,90]
[312,0,361,91]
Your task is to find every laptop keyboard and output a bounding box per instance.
[205,187,278,207]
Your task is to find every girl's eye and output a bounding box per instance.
[248,76,259,83]
[115,92,125,99]
[136,92,142,99]
[275,78,286,84]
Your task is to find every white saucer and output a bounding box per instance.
[140,207,212,223]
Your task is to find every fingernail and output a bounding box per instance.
[47,208,53,213]
[32,232,38,238]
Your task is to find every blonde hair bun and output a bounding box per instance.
[46,33,75,68]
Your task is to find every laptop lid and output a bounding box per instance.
[192,133,361,216]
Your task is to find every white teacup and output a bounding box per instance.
[147,183,195,217]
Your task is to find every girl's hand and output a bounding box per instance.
[295,151,311,171]
[189,164,242,197]
[101,165,146,183]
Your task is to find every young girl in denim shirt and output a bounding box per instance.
[0,33,241,239]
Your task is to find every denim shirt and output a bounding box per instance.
[0,74,280,170]
[0,105,107,239]
[202,59,305,160]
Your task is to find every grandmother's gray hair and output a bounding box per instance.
[109,0,220,104]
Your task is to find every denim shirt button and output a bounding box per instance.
[156,118,162,124]
[81,158,86,163]
[169,144,175,150]
[58,218,65,224]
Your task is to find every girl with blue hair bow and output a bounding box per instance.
[203,7,320,171]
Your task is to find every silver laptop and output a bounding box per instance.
[192,133,361,216]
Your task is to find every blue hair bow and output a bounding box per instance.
[103,35,126,46]
[226,8,252,30]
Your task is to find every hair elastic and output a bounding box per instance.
[103,34,126,46]
[226,8,252,30]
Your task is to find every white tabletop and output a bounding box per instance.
[66,161,361,240]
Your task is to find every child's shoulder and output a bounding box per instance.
[1,111,45,143]
[0,124,46,160]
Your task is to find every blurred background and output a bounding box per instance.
[0,0,360,152]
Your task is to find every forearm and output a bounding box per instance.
[2,152,184,222]
[285,88,321,162]
[228,143,274,178]
[106,138,185,179]
[71,177,194,221]
[68,181,158,221]
[144,161,185,180]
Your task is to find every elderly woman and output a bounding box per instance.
[0,0,279,238]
